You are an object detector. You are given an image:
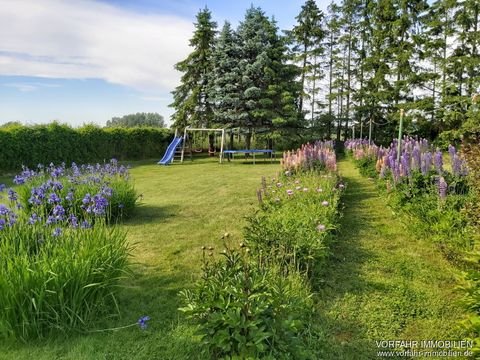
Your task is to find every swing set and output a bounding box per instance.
[180,127,226,163]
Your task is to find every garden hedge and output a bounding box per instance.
[0,123,172,171]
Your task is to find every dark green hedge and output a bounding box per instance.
[0,123,172,171]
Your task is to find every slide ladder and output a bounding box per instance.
[158,136,183,165]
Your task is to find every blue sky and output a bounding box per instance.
[0,0,329,127]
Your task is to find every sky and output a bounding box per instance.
[0,0,330,127]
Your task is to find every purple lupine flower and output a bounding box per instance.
[451,154,468,177]
[137,316,150,330]
[400,154,411,177]
[448,144,456,159]
[433,150,443,174]
[52,228,62,237]
[412,145,421,171]
[438,176,448,200]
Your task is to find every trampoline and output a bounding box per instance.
[223,149,275,164]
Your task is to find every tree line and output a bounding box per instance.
[171,1,480,147]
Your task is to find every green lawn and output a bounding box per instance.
[0,157,468,359]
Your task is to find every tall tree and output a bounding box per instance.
[290,0,326,124]
[170,8,217,130]
[323,1,342,139]
[236,6,300,148]
[208,21,242,148]
[106,113,165,128]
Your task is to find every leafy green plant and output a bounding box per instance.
[245,172,341,276]
[180,247,313,359]
[0,219,131,340]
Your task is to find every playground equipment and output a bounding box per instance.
[158,129,183,165]
[158,127,226,165]
[223,149,275,164]
[180,127,225,163]
[158,126,275,165]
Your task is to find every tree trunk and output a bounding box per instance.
[299,43,308,116]
[229,132,234,150]
[245,129,252,150]
[209,133,215,156]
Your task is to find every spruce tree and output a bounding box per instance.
[236,6,300,149]
[170,8,217,130]
[208,21,242,148]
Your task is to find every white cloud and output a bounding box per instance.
[0,0,193,92]
[3,81,62,92]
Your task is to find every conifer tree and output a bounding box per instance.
[170,8,217,130]
[290,0,326,124]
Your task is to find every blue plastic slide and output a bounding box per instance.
[158,137,183,165]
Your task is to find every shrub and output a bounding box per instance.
[0,123,172,171]
[180,248,313,359]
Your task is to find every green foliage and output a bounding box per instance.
[245,172,341,275]
[180,248,314,359]
[0,123,171,171]
[0,221,130,340]
[171,8,217,129]
[355,156,377,178]
[105,112,165,128]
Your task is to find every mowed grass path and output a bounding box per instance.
[311,158,467,359]
[0,157,280,360]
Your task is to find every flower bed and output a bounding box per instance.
[346,137,474,252]
[180,141,344,358]
[0,159,136,339]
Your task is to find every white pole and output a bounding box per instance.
[219,129,225,163]
[181,127,187,163]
